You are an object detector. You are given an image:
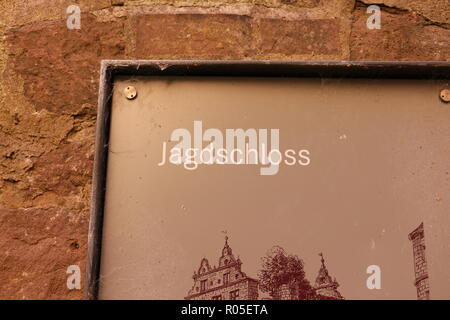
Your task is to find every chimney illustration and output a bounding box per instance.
[408,223,430,300]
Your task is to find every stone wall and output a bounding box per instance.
[0,0,449,299]
[274,284,294,300]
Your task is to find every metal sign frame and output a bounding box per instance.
[85,60,450,300]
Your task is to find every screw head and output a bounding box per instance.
[124,86,137,100]
[440,88,450,103]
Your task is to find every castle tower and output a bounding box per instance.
[219,236,237,267]
[185,236,259,300]
[314,253,344,300]
[408,223,430,300]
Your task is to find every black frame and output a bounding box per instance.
[85,60,450,300]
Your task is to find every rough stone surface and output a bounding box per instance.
[0,0,449,300]
[258,18,342,58]
[135,14,253,59]
[359,0,450,24]
[6,14,126,114]
[0,208,88,299]
[351,2,450,60]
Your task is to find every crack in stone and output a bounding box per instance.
[355,0,450,29]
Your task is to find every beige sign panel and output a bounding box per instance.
[90,62,450,300]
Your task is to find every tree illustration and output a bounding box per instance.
[258,246,315,299]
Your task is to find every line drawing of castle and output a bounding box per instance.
[186,222,433,300]
[313,253,344,300]
[185,236,259,300]
[185,237,344,300]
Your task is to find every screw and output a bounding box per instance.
[124,86,137,100]
[440,88,450,103]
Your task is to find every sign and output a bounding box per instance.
[86,61,450,300]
